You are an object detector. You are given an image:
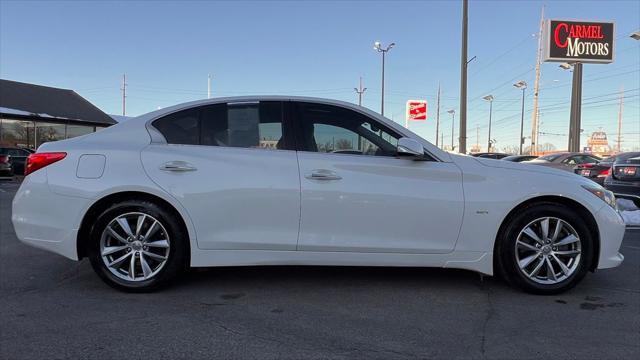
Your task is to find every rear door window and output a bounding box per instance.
[152,101,287,150]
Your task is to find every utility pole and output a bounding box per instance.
[531,6,544,155]
[617,86,624,153]
[208,74,212,99]
[354,77,367,106]
[458,0,469,154]
[435,83,441,147]
[121,74,127,116]
[441,132,444,149]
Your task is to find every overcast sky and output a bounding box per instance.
[1,0,638,151]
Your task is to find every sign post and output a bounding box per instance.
[543,20,615,151]
[405,100,428,128]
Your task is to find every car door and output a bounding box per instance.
[292,101,464,254]
[141,101,301,251]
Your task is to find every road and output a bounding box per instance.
[1,179,639,359]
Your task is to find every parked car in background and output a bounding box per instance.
[0,147,34,175]
[0,154,13,178]
[502,155,538,162]
[574,152,640,185]
[605,155,640,207]
[525,152,601,172]
[12,96,625,294]
[470,152,510,159]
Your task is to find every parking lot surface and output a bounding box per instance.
[1,179,639,359]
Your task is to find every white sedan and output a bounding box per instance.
[12,97,625,294]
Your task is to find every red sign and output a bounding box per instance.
[406,100,427,121]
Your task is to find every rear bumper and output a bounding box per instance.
[0,165,13,177]
[595,204,626,269]
[11,170,90,260]
[605,179,640,198]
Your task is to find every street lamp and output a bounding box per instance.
[447,109,456,151]
[513,81,527,155]
[630,30,640,40]
[482,95,494,152]
[373,41,395,116]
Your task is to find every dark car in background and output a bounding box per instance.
[605,155,640,207]
[0,154,13,178]
[525,152,601,172]
[471,152,510,159]
[0,147,34,175]
[502,155,538,162]
[574,152,640,185]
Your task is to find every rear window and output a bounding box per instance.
[616,152,640,164]
[538,153,563,162]
[152,107,200,145]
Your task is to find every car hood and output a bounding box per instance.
[453,154,583,181]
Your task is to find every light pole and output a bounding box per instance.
[459,0,469,154]
[373,41,395,116]
[354,77,367,106]
[482,95,494,152]
[513,81,527,155]
[447,109,456,151]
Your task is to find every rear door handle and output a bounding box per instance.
[305,169,342,181]
[159,161,197,172]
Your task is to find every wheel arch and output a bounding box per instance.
[493,195,601,272]
[77,191,193,260]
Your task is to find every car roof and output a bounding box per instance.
[97,96,453,163]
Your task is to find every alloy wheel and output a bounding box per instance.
[514,217,582,285]
[100,212,171,282]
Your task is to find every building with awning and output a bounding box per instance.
[0,79,116,149]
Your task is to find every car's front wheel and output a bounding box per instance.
[88,200,187,292]
[496,203,593,294]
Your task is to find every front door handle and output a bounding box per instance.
[305,169,342,181]
[159,161,197,172]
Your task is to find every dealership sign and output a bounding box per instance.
[406,100,427,121]
[544,20,614,63]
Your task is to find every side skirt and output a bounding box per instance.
[190,249,493,275]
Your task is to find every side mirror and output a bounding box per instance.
[396,137,425,159]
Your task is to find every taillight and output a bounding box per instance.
[0,155,9,164]
[25,152,67,176]
[597,168,611,177]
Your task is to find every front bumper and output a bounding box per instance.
[594,204,626,269]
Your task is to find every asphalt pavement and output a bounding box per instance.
[1,179,639,359]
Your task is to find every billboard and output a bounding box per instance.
[406,100,427,121]
[543,20,614,63]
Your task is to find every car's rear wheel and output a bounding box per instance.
[496,203,593,294]
[88,200,187,292]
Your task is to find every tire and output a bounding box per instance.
[88,200,188,292]
[496,202,594,295]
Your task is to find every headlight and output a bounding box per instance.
[582,185,617,209]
